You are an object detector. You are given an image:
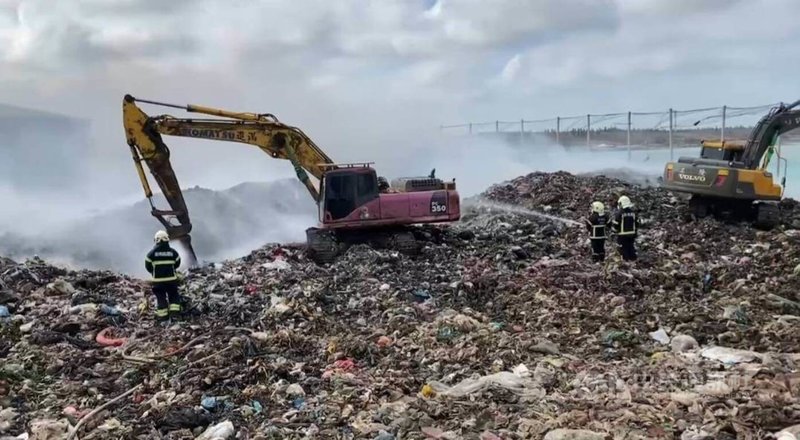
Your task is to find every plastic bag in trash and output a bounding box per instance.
[428,369,545,398]
[195,420,234,440]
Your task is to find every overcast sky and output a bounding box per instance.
[1,0,799,198]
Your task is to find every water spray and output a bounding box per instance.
[467,198,582,226]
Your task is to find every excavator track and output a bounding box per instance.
[689,195,710,219]
[306,227,424,264]
[389,230,421,255]
[685,195,780,230]
[754,202,780,230]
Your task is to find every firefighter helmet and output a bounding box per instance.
[154,230,170,243]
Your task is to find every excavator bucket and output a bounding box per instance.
[173,236,198,269]
[150,208,198,268]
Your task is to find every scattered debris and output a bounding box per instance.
[700,346,762,365]
[671,334,699,353]
[543,429,608,440]
[1,171,800,438]
[649,328,670,345]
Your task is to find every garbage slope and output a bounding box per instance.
[1,171,800,439]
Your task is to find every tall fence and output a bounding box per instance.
[440,103,786,161]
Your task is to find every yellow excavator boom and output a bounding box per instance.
[122,94,336,267]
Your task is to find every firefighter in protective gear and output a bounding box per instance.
[145,230,183,321]
[584,201,611,262]
[612,195,639,261]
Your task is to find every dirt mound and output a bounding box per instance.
[1,171,799,439]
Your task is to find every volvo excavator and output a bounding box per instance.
[662,99,800,230]
[122,95,460,266]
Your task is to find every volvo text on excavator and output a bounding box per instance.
[122,95,460,266]
[662,99,800,229]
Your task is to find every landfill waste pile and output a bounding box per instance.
[1,170,800,439]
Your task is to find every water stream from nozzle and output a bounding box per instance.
[466,199,583,226]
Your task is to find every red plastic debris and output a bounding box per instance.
[333,359,356,371]
[96,327,126,347]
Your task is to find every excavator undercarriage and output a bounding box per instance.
[687,195,780,230]
[306,227,420,264]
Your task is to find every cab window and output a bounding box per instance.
[356,172,378,207]
[325,173,357,220]
[323,170,380,220]
[700,147,724,160]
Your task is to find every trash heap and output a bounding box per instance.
[2,170,800,440]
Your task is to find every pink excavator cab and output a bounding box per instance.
[306,164,460,262]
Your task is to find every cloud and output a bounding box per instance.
[429,0,618,48]
[0,0,798,200]
[618,0,744,17]
[500,54,521,83]
[483,0,800,113]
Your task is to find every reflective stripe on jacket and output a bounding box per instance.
[613,208,638,236]
[145,243,181,283]
[585,213,609,239]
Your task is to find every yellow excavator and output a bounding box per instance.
[123,95,460,267]
[662,99,800,229]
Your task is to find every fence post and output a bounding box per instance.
[469,123,472,135]
[520,119,524,145]
[496,120,499,133]
[627,111,632,161]
[721,105,726,141]
[556,117,560,145]
[586,114,591,148]
[669,108,674,160]
[777,134,782,180]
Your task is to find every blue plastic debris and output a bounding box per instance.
[100,304,121,316]
[412,289,431,302]
[0,305,9,318]
[702,273,713,293]
[201,396,218,411]
[374,431,395,440]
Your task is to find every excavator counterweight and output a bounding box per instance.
[122,95,460,267]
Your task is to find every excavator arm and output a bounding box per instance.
[122,94,336,267]
[740,99,800,169]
